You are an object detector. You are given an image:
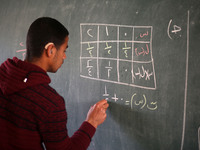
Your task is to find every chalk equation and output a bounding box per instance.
[80,23,157,90]
[103,85,157,111]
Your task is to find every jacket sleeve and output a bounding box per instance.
[39,103,96,150]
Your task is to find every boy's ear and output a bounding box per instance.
[45,43,55,57]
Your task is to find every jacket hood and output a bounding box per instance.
[0,57,51,95]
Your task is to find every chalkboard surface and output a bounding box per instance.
[0,0,200,150]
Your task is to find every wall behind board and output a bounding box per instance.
[0,0,200,150]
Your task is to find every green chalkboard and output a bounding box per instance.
[0,0,200,150]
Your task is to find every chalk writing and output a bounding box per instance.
[105,42,112,55]
[16,42,26,60]
[106,26,109,36]
[134,65,153,80]
[112,93,119,102]
[180,11,190,150]
[87,43,94,57]
[135,44,149,56]
[105,61,112,79]
[167,19,182,40]
[103,85,109,100]
[80,23,156,90]
[86,59,93,76]
[102,85,157,111]
[87,29,93,37]
[131,93,157,110]
[122,42,131,58]
[140,31,148,38]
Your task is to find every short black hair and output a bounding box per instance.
[26,17,69,61]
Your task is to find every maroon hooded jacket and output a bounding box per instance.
[0,57,96,150]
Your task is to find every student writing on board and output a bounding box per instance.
[0,17,109,150]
